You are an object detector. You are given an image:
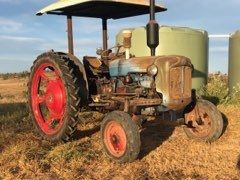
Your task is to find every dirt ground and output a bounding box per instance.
[0,77,240,179]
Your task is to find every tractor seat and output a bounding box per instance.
[84,56,102,69]
[83,56,109,74]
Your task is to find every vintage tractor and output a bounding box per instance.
[28,0,223,163]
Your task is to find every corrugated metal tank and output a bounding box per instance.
[116,26,209,90]
[229,30,240,94]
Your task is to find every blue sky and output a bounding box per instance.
[0,0,239,73]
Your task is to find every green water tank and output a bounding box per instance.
[116,26,209,90]
[229,30,240,94]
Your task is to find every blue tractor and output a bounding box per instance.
[28,0,223,163]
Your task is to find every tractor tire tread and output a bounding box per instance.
[28,51,87,142]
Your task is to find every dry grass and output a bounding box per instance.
[0,74,240,179]
[0,77,27,103]
[199,73,240,105]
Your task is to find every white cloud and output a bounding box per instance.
[0,35,43,42]
[0,17,23,32]
[35,37,101,55]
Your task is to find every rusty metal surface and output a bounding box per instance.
[154,55,193,110]
[169,67,182,99]
[100,84,113,94]
[169,66,192,99]
[108,55,193,111]
[116,86,127,94]
[129,98,162,107]
[111,96,161,106]
[183,66,192,98]
[90,92,162,114]
[185,102,212,138]
[115,86,139,94]
[164,98,192,111]
[112,93,137,96]
[37,0,166,19]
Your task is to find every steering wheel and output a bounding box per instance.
[97,44,124,59]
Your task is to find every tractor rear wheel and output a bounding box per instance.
[101,111,141,163]
[183,99,223,143]
[28,52,87,142]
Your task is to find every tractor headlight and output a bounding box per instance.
[147,64,158,76]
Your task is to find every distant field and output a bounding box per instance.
[0,77,27,103]
[0,74,240,179]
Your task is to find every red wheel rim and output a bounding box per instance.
[31,63,66,135]
[104,121,127,157]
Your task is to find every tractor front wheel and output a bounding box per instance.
[183,99,223,143]
[101,111,141,163]
[28,52,86,142]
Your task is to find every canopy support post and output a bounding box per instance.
[102,18,108,51]
[67,15,74,55]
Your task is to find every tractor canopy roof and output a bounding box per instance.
[37,0,167,19]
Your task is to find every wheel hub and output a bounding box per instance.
[185,107,212,138]
[31,63,66,135]
[104,121,127,157]
[110,134,121,150]
[45,80,65,115]
[46,94,54,104]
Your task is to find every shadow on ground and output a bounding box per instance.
[0,102,31,147]
[73,126,100,140]
[237,155,240,170]
[221,112,229,137]
[201,96,220,105]
[0,103,228,162]
[139,113,176,159]
[72,112,103,140]
[74,111,176,160]
[0,102,28,116]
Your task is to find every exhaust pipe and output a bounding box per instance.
[146,0,159,56]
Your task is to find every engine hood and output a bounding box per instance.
[109,55,192,77]
[109,56,156,76]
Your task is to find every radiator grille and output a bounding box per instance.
[169,66,192,99]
